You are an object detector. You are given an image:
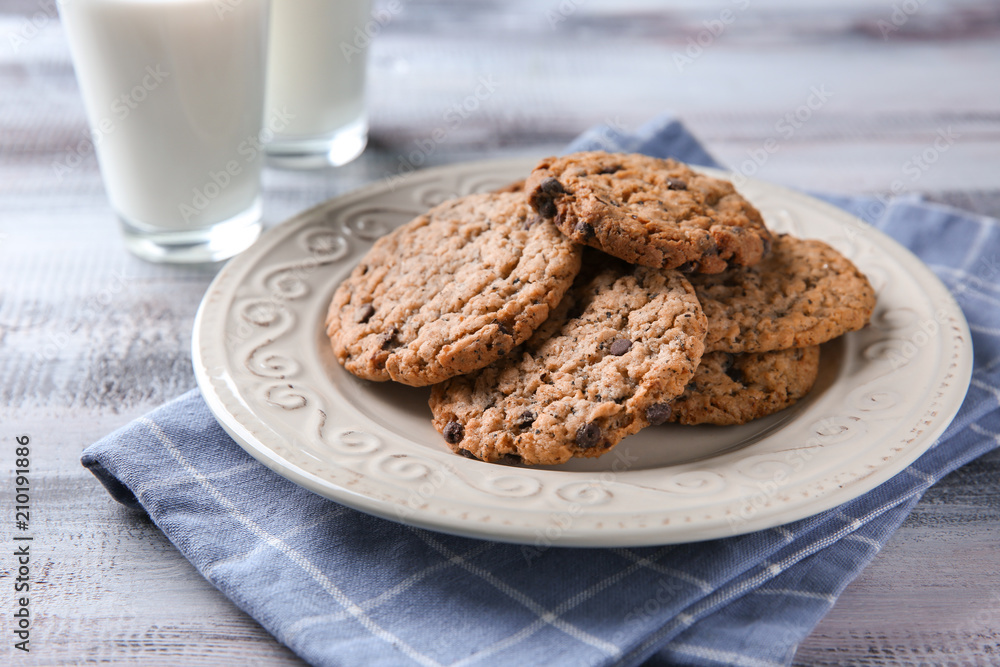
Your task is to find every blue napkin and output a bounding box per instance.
[82,116,1000,667]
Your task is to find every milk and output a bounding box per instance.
[265,0,370,162]
[60,0,270,232]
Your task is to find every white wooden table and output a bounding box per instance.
[2,0,999,664]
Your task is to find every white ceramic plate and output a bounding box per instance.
[193,157,972,547]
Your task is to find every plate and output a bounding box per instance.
[192,157,972,547]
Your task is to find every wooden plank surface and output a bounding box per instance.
[2,0,999,664]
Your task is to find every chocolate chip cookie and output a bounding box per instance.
[325,192,583,386]
[429,255,707,465]
[690,234,876,353]
[668,346,821,426]
[524,151,771,274]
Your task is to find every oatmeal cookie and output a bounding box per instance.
[429,255,707,465]
[325,192,583,386]
[690,234,876,353]
[525,151,771,273]
[669,346,821,425]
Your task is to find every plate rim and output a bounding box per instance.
[192,155,973,546]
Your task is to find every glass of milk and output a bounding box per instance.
[59,0,270,263]
[264,0,371,168]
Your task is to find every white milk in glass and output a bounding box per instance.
[265,0,370,166]
[59,0,270,262]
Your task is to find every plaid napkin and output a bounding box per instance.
[82,116,1000,667]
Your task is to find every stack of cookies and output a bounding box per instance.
[326,152,876,466]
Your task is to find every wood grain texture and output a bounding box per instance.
[795,448,1000,666]
[1,0,998,664]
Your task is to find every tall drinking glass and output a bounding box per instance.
[59,0,271,263]
[264,0,371,168]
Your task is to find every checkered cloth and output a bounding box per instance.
[82,116,1000,667]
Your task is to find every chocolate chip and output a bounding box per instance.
[457,448,477,459]
[497,453,523,465]
[574,221,595,238]
[536,196,557,218]
[677,261,700,273]
[515,410,536,430]
[443,421,465,444]
[575,422,602,448]
[376,327,397,349]
[355,303,375,324]
[539,177,566,195]
[666,177,688,190]
[646,403,672,425]
[609,338,632,356]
